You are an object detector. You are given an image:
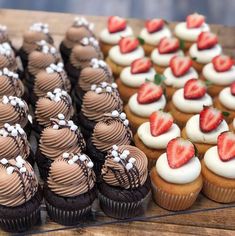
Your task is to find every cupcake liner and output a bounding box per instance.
[98,190,151,219]
[147,158,157,171]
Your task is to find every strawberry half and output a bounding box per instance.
[197,32,218,50]
[167,137,195,168]
[212,55,234,72]
[146,18,164,33]
[199,106,223,132]
[218,131,235,161]
[231,81,235,96]
[118,37,139,54]
[170,56,192,77]
[131,58,152,74]
[137,82,163,104]
[186,13,205,29]
[108,16,126,33]
[184,78,206,99]
[158,37,179,54]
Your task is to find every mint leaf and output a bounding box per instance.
[179,39,185,50]
[192,57,197,61]
[222,111,230,117]
[137,36,145,45]
[154,74,166,85]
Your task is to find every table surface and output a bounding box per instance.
[0,8,235,236]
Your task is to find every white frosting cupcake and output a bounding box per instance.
[218,87,235,110]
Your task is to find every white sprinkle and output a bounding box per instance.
[2,96,9,104]
[0,158,8,165]
[46,67,54,74]
[61,90,67,96]
[4,123,10,128]
[112,83,118,89]
[11,129,18,137]
[53,125,59,129]
[7,126,13,132]
[112,145,118,150]
[111,110,119,117]
[3,131,8,137]
[59,120,66,126]
[123,150,130,156]
[20,167,27,173]
[10,100,16,106]
[47,91,53,97]
[123,119,129,126]
[95,87,102,94]
[87,161,94,168]
[68,159,74,165]
[91,84,97,91]
[54,97,61,102]
[19,100,25,107]
[72,155,79,162]
[16,161,23,168]
[50,47,56,54]
[54,88,61,93]
[126,162,133,170]
[120,153,127,159]
[113,156,120,162]
[120,112,126,120]
[70,124,78,131]
[128,157,136,163]
[18,128,25,135]
[57,62,64,68]
[111,150,118,157]
[101,82,107,88]
[58,114,65,120]
[62,152,69,158]
[7,166,14,175]
[68,120,74,126]
[106,86,112,92]
[80,154,87,161]
[16,155,25,163]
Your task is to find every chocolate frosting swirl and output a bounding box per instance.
[47,153,95,197]
[101,145,148,189]
[0,51,17,72]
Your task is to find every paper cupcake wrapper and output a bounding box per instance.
[98,190,151,219]
[203,178,235,203]
[147,158,157,171]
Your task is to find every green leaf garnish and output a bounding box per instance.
[154,74,166,85]
[137,36,145,45]
[222,111,230,117]
[179,39,185,50]
[192,57,197,61]
[205,80,212,86]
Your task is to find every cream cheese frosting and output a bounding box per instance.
[219,87,235,110]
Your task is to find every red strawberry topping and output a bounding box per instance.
[170,56,192,77]
[184,79,206,99]
[231,81,235,96]
[212,55,234,72]
[149,111,173,136]
[186,13,205,29]
[108,16,126,33]
[146,18,164,33]
[199,106,223,132]
[131,58,152,74]
[197,32,218,50]
[137,82,163,104]
[158,37,180,54]
[218,131,235,161]
[167,137,195,168]
[118,37,139,53]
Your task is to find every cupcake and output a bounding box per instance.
[151,37,184,74]
[99,16,133,57]
[0,157,42,232]
[116,57,156,103]
[134,111,180,169]
[163,56,198,99]
[36,116,86,180]
[124,81,166,133]
[202,131,235,203]
[182,106,229,158]
[0,25,14,48]
[99,145,151,219]
[189,32,222,73]
[0,42,17,72]
[44,152,96,225]
[168,79,213,128]
[106,36,145,77]
[60,17,95,64]
[139,18,172,56]
[201,55,235,97]
[78,82,123,139]
[151,137,202,211]
[174,13,210,52]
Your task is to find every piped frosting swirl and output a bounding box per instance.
[0,42,17,71]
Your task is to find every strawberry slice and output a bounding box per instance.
[108,16,126,33]
[218,131,235,161]
[158,37,179,54]
[184,78,206,99]
[197,32,218,50]
[137,82,163,104]
[167,137,195,168]
[146,18,164,33]
[212,55,234,72]
[170,56,192,77]
[118,37,139,54]
[186,13,205,29]
[149,111,173,136]
[199,106,223,132]
[231,81,235,96]
[131,58,152,74]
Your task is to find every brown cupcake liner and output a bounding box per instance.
[147,158,158,171]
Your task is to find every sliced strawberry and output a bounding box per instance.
[149,111,173,136]
[118,37,139,54]
[199,106,223,132]
[167,137,195,168]
[212,55,234,72]
[131,58,152,74]
[108,16,126,33]
[186,13,205,29]
[197,32,218,50]
[137,82,163,104]
[158,37,179,54]
[231,81,235,96]
[218,131,235,161]
[170,56,192,77]
[184,78,206,99]
[146,18,164,33]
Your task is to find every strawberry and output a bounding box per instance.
[167,137,195,168]
[137,82,163,104]
[197,32,218,50]
[186,13,205,29]
[146,18,164,33]
[199,106,223,132]
[184,79,206,99]
[231,81,235,96]
[218,131,235,161]
[212,55,234,72]
[149,111,173,136]
[158,37,179,54]
[108,16,126,33]
[118,37,139,53]
[170,56,192,77]
[131,58,152,74]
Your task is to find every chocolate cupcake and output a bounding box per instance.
[36,116,86,180]
[0,42,17,72]
[0,157,42,232]
[78,82,122,138]
[99,145,151,219]
[60,17,95,64]
[44,152,96,225]
[18,22,53,68]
